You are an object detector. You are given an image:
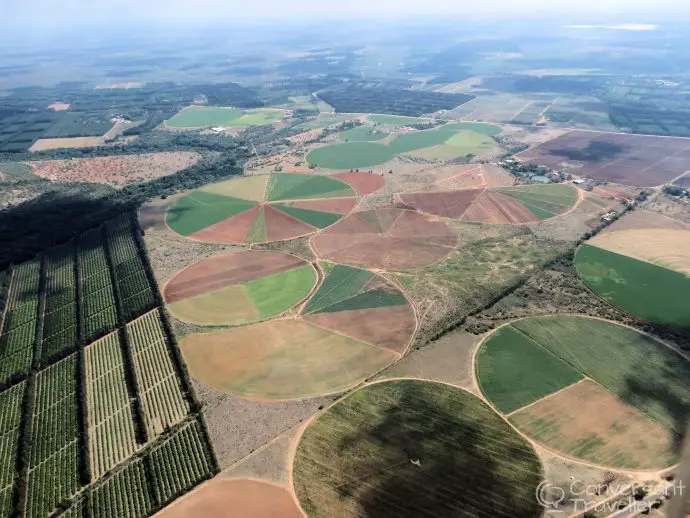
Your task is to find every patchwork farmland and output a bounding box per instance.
[166,173,359,244]
[165,106,287,129]
[178,263,415,399]
[516,129,690,187]
[0,213,217,518]
[305,122,502,169]
[476,315,690,469]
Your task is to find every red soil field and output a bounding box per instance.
[304,305,415,354]
[188,206,259,244]
[517,130,690,187]
[400,188,484,219]
[312,208,458,269]
[462,191,537,224]
[264,205,316,241]
[154,479,303,518]
[334,171,386,195]
[286,197,357,214]
[163,251,305,303]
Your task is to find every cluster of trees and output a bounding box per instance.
[317,84,474,117]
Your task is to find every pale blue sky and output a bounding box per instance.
[3,0,689,28]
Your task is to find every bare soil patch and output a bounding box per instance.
[376,330,481,391]
[645,195,690,225]
[154,479,302,518]
[591,184,637,200]
[530,194,621,242]
[304,305,415,354]
[264,205,316,242]
[189,206,259,243]
[194,378,331,470]
[163,250,306,303]
[462,190,537,224]
[400,188,483,219]
[510,379,677,469]
[589,228,690,274]
[287,197,357,214]
[30,152,199,187]
[333,171,386,195]
[312,208,458,270]
[47,102,70,111]
[517,130,690,187]
[481,164,516,187]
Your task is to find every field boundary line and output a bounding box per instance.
[505,378,588,417]
[473,320,680,474]
[509,318,684,437]
[299,318,402,358]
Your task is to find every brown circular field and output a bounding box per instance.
[163,251,317,326]
[400,184,578,224]
[311,208,458,269]
[155,479,302,518]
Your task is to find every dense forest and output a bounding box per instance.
[317,84,474,116]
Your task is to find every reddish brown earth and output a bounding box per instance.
[285,197,357,214]
[264,205,316,241]
[188,206,259,244]
[312,208,458,269]
[304,305,415,354]
[154,479,303,518]
[163,251,306,302]
[462,191,537,224]
[400,188,484,219]
[334,171,386,195]
[517,130,690,187]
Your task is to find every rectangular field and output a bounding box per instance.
[517,130,690,187]
[42,243,78,360]
[126,310,189,439]
[510,380,678,469]
[0,381,26,516]
[0,258,41,384]
[85,332,138,480]
[27,354,80,518]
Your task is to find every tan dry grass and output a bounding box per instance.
[510,380,678,469]
[590,228,690,275]
[47,102,70,111]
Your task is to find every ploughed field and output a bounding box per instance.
[476,315,689,469]
[517,130,690,187]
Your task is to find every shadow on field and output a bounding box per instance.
[622,355,690,454]
[336,383,542,518]
[548,141,626,163]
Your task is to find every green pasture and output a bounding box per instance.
[511,315,690,433]
[294,380,543,518]
[304,265,373,314]
[245,265,317,318]
[272,204,341,229]
[306,142,395,170]
[368,114,429,125]
[166,192,256,236]
[166,106,285,128]
[476,326,584,413]
[339,125,389,142]
[495,184,578,220]
[245,207,266,243]
[317,288,408,313]
[576,245,690,333]
[267,173,355,201]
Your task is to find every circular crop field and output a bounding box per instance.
[178,264,415,399]
[576,229,690,333]
[476,315,690,469]
[306,142,395,170]
[311,208,458,270]
[163,251,317,326]
[166,173,358,244]
[400,183,578,223]
[293,379,543,518]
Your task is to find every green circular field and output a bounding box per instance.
[575,243,690,332]
[306,142,395,169]
[294,379,543,518]
[476,315,690,469]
